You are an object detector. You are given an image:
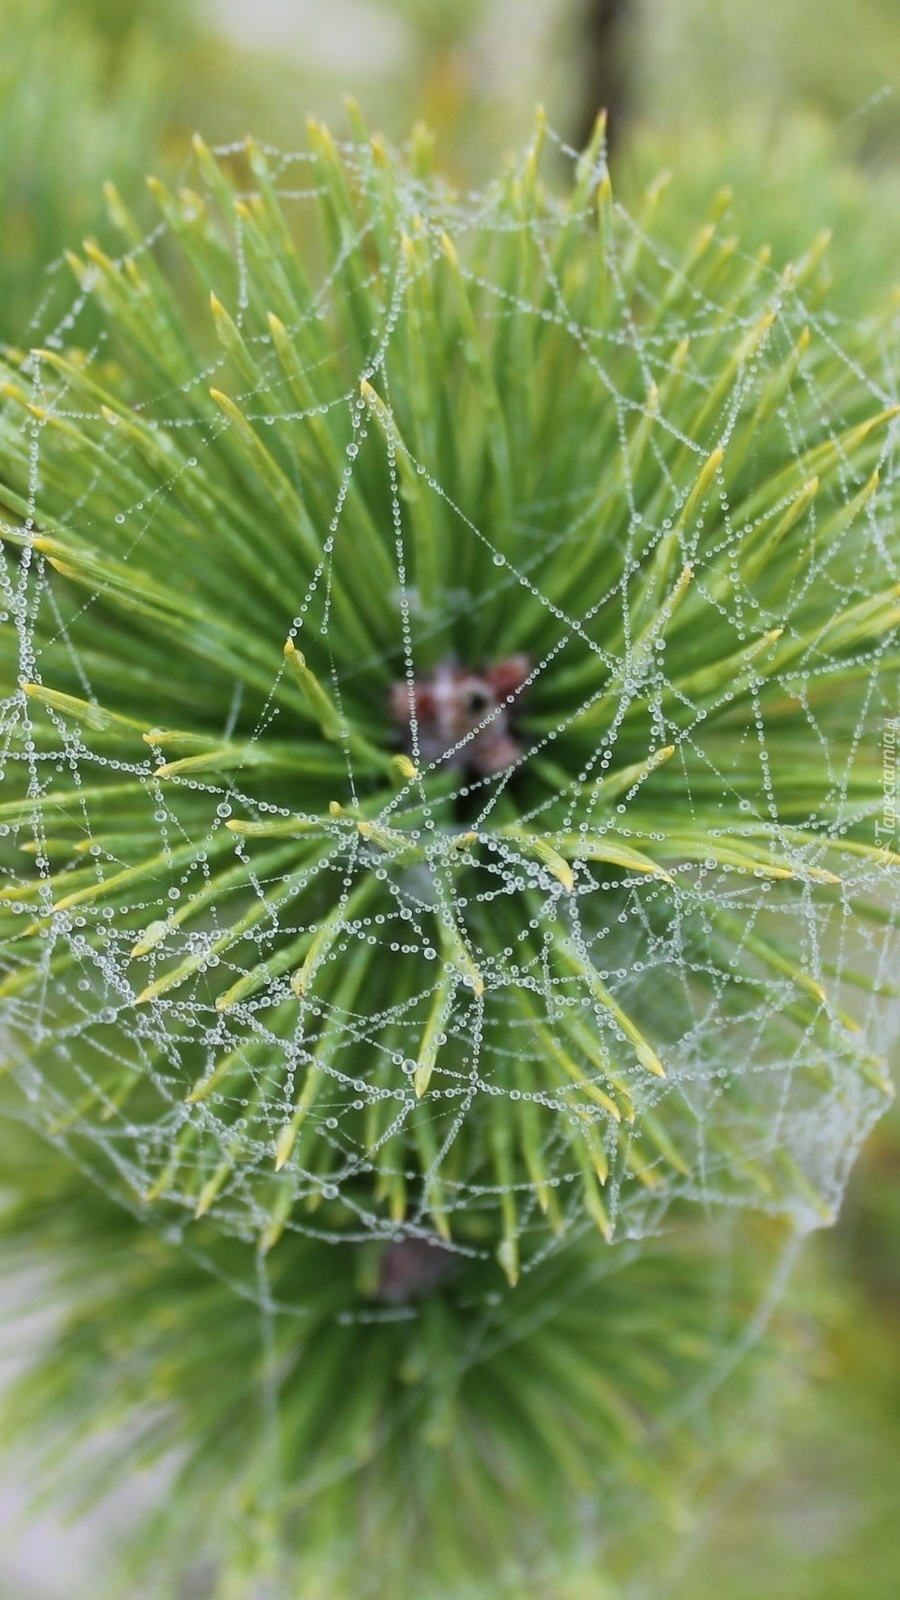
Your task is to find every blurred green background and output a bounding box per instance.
[0,1,898,1595]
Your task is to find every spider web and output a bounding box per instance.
[0,117,899,1305]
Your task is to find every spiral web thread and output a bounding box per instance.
[0,119,899,1320]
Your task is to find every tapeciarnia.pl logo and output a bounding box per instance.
[875,713,900,854]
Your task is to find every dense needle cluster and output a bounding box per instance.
[0,114,898,1286]
[1,110,900,1599]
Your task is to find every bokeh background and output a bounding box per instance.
[1,1,898,1595]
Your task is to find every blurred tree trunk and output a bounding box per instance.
[573,0,634,154]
